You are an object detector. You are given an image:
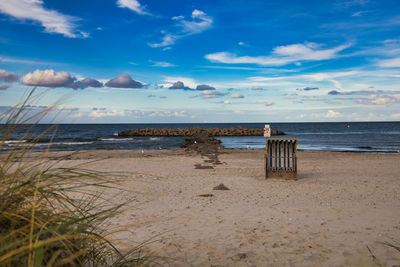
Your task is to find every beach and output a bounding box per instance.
[29,148,399,266]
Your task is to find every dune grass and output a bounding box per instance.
[368,241,400,267]
[0,90,154,266]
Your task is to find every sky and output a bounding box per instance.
[0,0,399,123]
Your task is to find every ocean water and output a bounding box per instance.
[1,122,400,154]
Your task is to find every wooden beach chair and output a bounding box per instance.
[265,139,298,179]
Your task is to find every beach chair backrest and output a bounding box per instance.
[265,139,298,179]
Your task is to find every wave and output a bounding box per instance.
[99,137,135,142]
[32,141,94,147]
[4,140,27,144]
[3,140,94,147]
[24,137,94,143]
[356,146,400,151]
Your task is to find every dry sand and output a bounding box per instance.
[43,149,400,266]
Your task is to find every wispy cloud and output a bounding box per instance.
[0,0,86,38]
[376,56,400,68]
[205,42,351,66]
[320,14,400,31]
[334,0,369,10]
[116,0,150,15]
[328,89,400,95]
[297,87,319,91]
[179,10,213,34]
[150,60,175,67]
[149,9,213,48]
[0,55,62,66]
[351,10,368,17]
[89,108,187,119]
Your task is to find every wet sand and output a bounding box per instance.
[29,149,400,266]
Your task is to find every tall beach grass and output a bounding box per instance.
[0,89,154,266]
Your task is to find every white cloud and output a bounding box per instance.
[350,112,387,121]
[89,109,126,118]
[205,42,351,66]
[0,69,18,82]
[223,100,232,104]
[231,93,244,99]
[21,69,103,89]
[377,57,400,68]
[285,93,298,99]
[163,76,197,88]
[180,9,213,34]
[116,0,150,15]
[172,15,184,20]
[352,11,362,17]
[22,69,74,87]
[150,61,175,67]
[358,94,400,105]
[391,113,400,120]
[89,109,187,119]
[258,100,275,106]
[168,81,192,90]
[251,86,265,90]
[324,110,343,118]
[149,9,213,48]
[200,90,225,99]
[149,34,177,48]
[148,110,187,118]
[0,0,85,38]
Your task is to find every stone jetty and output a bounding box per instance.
[118,127,285,137]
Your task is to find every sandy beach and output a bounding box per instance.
[29,148,400,266]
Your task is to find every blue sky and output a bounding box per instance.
[0,0,399,123]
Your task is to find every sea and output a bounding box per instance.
[1,122,400,154]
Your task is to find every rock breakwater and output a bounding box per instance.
[118,127,285,137]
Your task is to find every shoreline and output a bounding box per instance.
[7,147,399,155]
